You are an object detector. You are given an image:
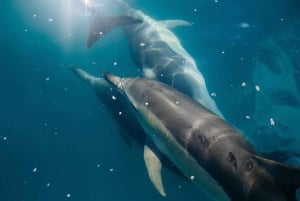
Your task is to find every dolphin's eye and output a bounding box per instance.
[246,160,254,172]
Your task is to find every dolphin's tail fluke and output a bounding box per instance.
[87,14,142,48]
[253,155,300,201]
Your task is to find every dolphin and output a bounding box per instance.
[86,0,223,118]
[103,72,300,201]
[72,67,300,197]
[71,67,184,194]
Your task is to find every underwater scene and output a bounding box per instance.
[1,0,300,200]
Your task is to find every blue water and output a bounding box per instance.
[1,0,300,201]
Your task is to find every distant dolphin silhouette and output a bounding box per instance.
[104,72,300,201]
[86,0,223,118]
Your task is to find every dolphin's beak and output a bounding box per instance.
[103,72,123,90]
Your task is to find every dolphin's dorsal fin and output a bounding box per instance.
[143,140,166,196]
[253,155,300,201]
[159,20,192,29]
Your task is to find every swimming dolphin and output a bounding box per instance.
[72,67,300,197]
[86,0,223,118]
[103,72,300,201]
[71,67,184,190]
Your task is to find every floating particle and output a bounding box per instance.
[270,118,275,126]
[190,175,195,180]
[160,74,164,77]
[109,168,114,172]
[245,115,251,120]
[178,185,182,189]
[145,102,149,106]
[33,14,37,18]
[118,111,122,115]
[66,193,71,198]
[112,95,116,100]
[280,18,284,21]
[241,82,247,87]
[175,101,180,105]
[3,136,7,140]
[211,92,217,97]
[239,22,250,28]
[240,57,244,61]
[45,77,50,81]
[99,31,103,35]
[32,168,38,173]
[140,42,145,47]
[113,62,118,66]
[193,8,198,12]
[44,123,48,126]
[54,132,58,135]
[214,0,219,2]
[97,164,101,168]
[48,18,53,22]
[92,61,96,65]
[255,85,260,92]
[46,183,50,187]
[25,29,28,32]
[221,51,225,54]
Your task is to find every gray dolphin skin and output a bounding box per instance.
[71,67,183,174]
[87,0,223,118]
[71,67,300,198]
[103,72,300,201]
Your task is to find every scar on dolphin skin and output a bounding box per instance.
[227,152,237,170]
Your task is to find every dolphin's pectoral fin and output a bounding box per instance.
[87,15,142,48]
[159,20,192,29]
[253,155,300,201]
[144,140,166,196]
